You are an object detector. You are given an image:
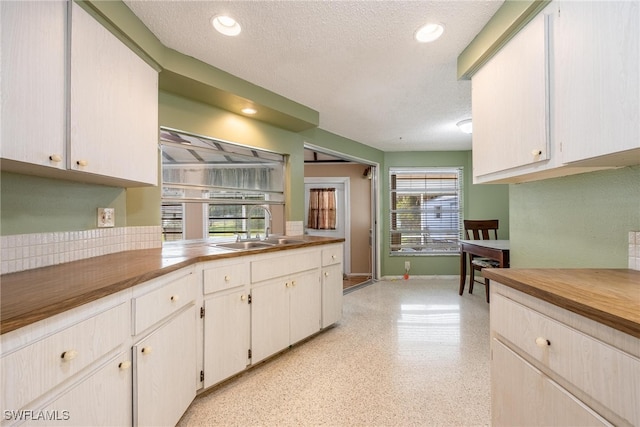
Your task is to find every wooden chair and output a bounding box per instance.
[464,219,500,303]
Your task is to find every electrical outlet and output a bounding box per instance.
[404,261,410,270]
[98,208,115,228]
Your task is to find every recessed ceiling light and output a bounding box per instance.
[415,23,444,43]
[456,119,473,134]
[241,107,257,115]
[211,15,241,36]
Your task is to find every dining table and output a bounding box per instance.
[459,239,510,296]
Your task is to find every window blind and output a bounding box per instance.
[389,167,463,255]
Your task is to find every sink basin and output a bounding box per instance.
[264,238,305,245]
[215,241,275,250]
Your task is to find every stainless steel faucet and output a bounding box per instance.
[247,205,272,239]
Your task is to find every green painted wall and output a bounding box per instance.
[0,172,126,234]
[509,166,640,268]
[382,151,510,276]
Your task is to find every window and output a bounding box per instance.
[389,167,463,255]
[159,129,286,241]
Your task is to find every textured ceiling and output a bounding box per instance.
[124,0,503,153]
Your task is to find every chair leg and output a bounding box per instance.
[485,278,490,303]
[469,267,475,294]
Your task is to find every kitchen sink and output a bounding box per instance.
[263,238,305,245]
[215,241,275,250]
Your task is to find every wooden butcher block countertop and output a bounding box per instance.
[0,236,344,334]
[483,268,640,338]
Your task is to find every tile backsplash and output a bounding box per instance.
[0,226,162,275]
[630,231,640,271]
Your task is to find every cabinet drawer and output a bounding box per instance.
[321,245,342,267]
[203,262,249,294]
[492,294,640,425]
[251,250,319,283]
[1,302,129,413]
[133,272,196,335]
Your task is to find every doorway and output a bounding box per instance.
[303,144,378,291]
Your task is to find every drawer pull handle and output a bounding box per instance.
[535,337,551,348]
[141,346,153,355]
[170,295,179,302]
[118,361,131,370]
[60,350,78,361]
[224,275,230,282]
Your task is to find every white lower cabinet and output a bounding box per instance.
[492,339,610,426]
[321,244,343,328]
[133,305,197,427]
[491,283,640,426]
[203,288,250,388]
[250,268,321,364]
[27,351,133,427]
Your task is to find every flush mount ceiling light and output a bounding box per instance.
[241,107,257,115]
[456,119,473,134]
[211,15,241,36]
[415,23,444,43]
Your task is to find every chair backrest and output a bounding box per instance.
[464,219,499,240]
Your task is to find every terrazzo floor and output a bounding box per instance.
[177,277,491,426]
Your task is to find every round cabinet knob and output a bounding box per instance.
[170,295,179,302]
[118,360,131,370]
[49,154,62,163]
[76,159,88,167]
[535,337,551,348]
[331,255,336,260]
[240,294,247,301]
[324,272,329,277]
[531,149,542,157]
[224,275,230,282]
[61,350,78,361]
[141,346,153,355]
[291,280,297,287]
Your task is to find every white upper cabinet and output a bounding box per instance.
[472,12,550,179]
[471,1,639,183]
[554,1,640,166]
[70,2,158,186]
[0,1,67,169]
[0,1,158,187]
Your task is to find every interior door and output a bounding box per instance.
[304,178,350,274]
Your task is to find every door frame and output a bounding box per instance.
[304,177,351,274]
[303,143,380,281]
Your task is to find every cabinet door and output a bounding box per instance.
[289,270,321,344]
[203,288,250,388]
[70,2,158,186]
[472,12,549,178]
[0,1,66,168]
[321,264,343,328]
[492,339,611,427]
[250,280,289,364]
[134,306,197,427]
[27,351,133,427]
[555,1,639,164]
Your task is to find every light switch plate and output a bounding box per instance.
[98,208,115,228]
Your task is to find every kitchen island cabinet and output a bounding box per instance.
[486,269,640,426]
